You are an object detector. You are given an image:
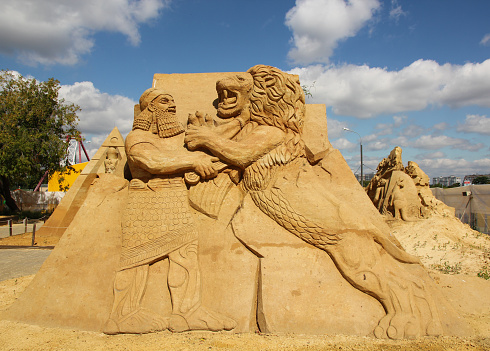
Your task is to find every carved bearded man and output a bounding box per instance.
[104,88,235,334]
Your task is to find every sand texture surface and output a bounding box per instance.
[1,213,489,350]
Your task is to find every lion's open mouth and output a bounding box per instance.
[218,89,238,110]
[216,74,252,118]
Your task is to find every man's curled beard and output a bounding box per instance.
[133,108,184,138]
[154,109,185,138]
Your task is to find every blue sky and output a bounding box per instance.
[1,0,489,181]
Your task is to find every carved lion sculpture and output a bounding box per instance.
[185,65,446,339]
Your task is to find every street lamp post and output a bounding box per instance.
[343,127,363,186]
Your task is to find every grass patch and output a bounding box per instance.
[430,261,462,275]
[477,265,490,280]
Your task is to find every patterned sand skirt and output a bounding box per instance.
[119,176,198,270]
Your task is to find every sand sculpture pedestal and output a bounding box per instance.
[1,66,471,339]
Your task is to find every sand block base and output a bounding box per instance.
[1,175,128,331]
[230,194,384,335]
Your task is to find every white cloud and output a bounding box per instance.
[433,122,449,131]
[366,140,388,151]
[362,134,380,143]
[412,135,484,152]
[389,0,407,21]
[331,137,356,151]
[0,0,169,65]
[335,132,489,178]
[59,82,136,153]
[481,34,490,46]
[285,0,380,64]
[290,59,490,118]
[374,115,407,135]
[363,158,380,170]
[416,151,446,159]
[392,115,406,126]
[457,114,490,135]
[389,135,409,147]
[418,158,490,179]
[324,118,346,139]
[373,124,393,136]
[436,60,490,108]
[85,134,111,158]
[401,124,424,138]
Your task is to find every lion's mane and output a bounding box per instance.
[247,65,305,134]
[242,65,307,191]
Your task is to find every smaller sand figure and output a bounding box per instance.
[104,147,119,174]
[388,178,417,221]
[368,149,453,220]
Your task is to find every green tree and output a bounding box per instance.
[471,176,490,184]
[302,81,315,99]
[0,70,80,212]
[472,176,490,184]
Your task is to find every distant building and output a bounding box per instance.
[355,172,375,183]
[431,175,461,187]
[462,174,490,186]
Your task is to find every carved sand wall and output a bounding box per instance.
[1,67,469,339]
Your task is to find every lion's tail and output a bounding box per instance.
[249,188,341,247]
[372,232,421,264]
[250,188,421,265]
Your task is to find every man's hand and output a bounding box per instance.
[185,124,218,151]
[193,154,220,179]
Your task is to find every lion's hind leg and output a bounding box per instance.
[326,232,443,339]
[249,185,442,339]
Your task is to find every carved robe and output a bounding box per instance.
[120,130,198,270]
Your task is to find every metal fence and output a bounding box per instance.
[432,184,490,234]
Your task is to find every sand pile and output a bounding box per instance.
[388,213,490,277]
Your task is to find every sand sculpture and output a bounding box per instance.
[366,147,454,220]
[104,147,120,174]
[1,66,469,339]
[28,127,127,240]
[104,90,235,334]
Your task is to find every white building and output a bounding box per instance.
[432,175,461,187]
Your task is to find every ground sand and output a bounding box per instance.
[389,213,490,277]
[0,228,60,247]
[0,213,489,350]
